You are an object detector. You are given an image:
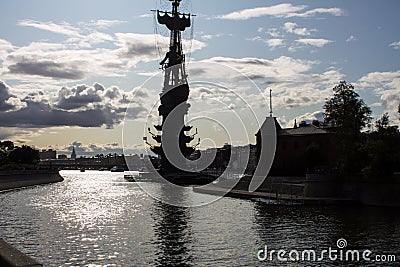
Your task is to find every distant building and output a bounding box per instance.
[39,149,56,160]
[58,154,68,160]
[71,147,76,160]
[256,118,338,176]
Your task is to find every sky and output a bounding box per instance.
[0,0,399,156]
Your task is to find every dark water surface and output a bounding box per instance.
[0,170,399,266]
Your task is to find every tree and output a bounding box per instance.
[0,141,15,164]
[375,113,398,136]
[362,113,400,178]
[0,141,14,151]
[8,145,40,165]
[323,81,372,176]
[324,81,372,137]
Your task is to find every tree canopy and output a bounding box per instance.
[0,141,40,168]
[362,113,400,178]
[324,81,372,137]
[322,82,400,178]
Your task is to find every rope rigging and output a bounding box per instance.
[152,0,194,67]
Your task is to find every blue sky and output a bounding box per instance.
[0,0,399,156]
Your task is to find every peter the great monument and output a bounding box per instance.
[145,0,214,185]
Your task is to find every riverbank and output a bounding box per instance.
[0,170,63,192]
[194,174,400,207]
[0,238,42,267]
[193,184,356,205]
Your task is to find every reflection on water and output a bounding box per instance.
[253,204,400,266]
[152,201,193,267]
[0,170,399,266]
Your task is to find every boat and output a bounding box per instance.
[110,166,125,172]
[124,171,156,182]
[80,168,85,172]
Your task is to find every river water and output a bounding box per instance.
[0,170,399,266]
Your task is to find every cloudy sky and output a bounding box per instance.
[0,0,399,156]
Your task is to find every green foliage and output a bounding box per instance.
[0,141,14,151]
[324,81,372,137]
[0,141,40,168]
[8,145,40,165]
[0,140,15,164]
[323,81,372,176]
[362,113,400,179]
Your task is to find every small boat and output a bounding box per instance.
[124,173,136,182]
[124,171,156,182]
[110,166,125,172]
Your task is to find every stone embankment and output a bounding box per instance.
[0,170,63,191]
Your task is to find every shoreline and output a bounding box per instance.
[0,238,42,267]
[0,170,64,192]
[194,174,400,207]
[0,170,63,266]
[193,185,356,205]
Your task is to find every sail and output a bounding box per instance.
[157,10,190,31]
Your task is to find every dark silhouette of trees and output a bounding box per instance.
[0,141,40,169]
[323,81,372,176]
[362,113,400,178]
[0,141,15,164]
[8,145,40,165]
[324,81,372,137]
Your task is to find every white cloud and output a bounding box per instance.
[294,110,324,124]
[0,39,15,61]
[267,28,283,38]
[218,4,306,20]
[138,14,152,18]
[358,71,400,120]
[346,35,357,42]
[293,8,344,18]
[296,38,333,47]
[0,80,27,111]
[218,4,343,20]
[0,81,149,129]
[265,69,344,110]
[266,39,285,48]
[358,71,400,86]
[115,32,205,63]
[200,56,316,81]
[248,36,285,49]
[199,33,224,41]
[389,41,400,49]
[18,19,117,49]
[284,22,311,36]
[0,127,44,142]
[83,20,127,29]
[18,19,81,37]
[1,32,205,84]
[186,57,344,112]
